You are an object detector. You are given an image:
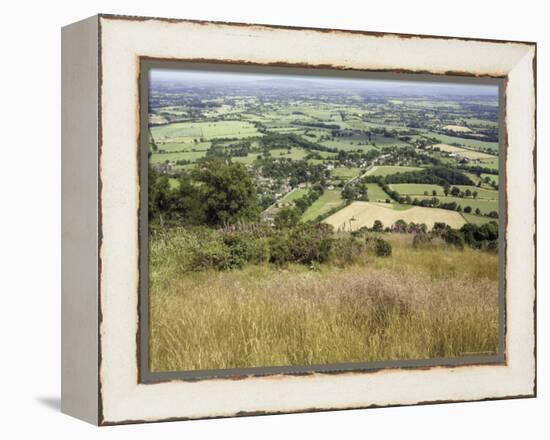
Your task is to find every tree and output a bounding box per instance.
[443,183,450,196]
[473,190,478,199]
[432,189,437,196]
[465,189,472,197]
[274,207,300,229]
[171,174,205,224]
[342,185,357,201]
[148,165,171,224]
[194,160,260,225]
[450,186,461,197]
[372,220,384,232]
[475,208,481,215]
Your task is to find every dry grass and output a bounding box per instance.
[149,235,499,372]
[324,201,466,231]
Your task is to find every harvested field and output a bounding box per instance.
[324,201,466,231]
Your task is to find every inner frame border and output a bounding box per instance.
[137,58,507,384]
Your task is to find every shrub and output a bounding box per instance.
[288,224,334,264]
[189,232,231,271]
[366,236,392,257]
[372,220,384,232]
[268,235,292,266]
[375,238,393,257]
[442,229,465,250]
[247,237,271,265]
[413,232,432,248]
[329,236,366,266]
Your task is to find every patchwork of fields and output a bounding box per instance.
[149,78,500,229]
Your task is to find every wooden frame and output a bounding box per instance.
[61,14,536,425]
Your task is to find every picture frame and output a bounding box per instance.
[61,14,536,425]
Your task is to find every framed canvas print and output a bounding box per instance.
[61,14,537,425]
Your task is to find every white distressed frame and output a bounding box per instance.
[66,14,537,425]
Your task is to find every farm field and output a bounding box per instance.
[301,190,344,222]
[324,201,467,231]
[150,150,207,164]
[389,183,445,196]
[151,120,261,141]
[415,195,497,215]
[481,173,499,185]
[423,131,499,151]
[478,158,499,170]
[433,143,496,160]
[462,213,497,226]
[279,188,308,205]
[455,186,498,200]
[153,141,211,153]
[366,165,423,177]
[366,183,390,202]
[269,147,308,160]
[331,167,362,180]
[442,125,472,133]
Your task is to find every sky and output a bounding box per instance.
[149,68,499,97]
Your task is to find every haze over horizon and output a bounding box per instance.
[150,68,499,98]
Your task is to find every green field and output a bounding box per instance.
[389,183,444,196]
[478,158,499,170]
[331,167,362,180]
[153,141,211,153]
[366,165,423,177]
[150,150,207,164]
[151,120,261,141]
[462,213,498,225]
[320,138,377,151]
[455,186,498,200]
[415,195,497,215]
[230,153,262,164]
[302,190,344,222]
[269,147,308,160]
[481,173,499,185]
[433,143,497,160]
[422,131,499,151]
[279,188,309,204]
[366,183,390,202]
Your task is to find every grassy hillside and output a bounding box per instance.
[150,233,498,372]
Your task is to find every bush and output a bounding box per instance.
[247,237,271,264]
[372,220,384,232]
[189,232,231,271]
[329,236,366,266]
[442,229,465,250]
[365,236,392,257]
[412,232,432,248]
[268,236,292,266]
[375,238,392,257]
[288,224,334,264]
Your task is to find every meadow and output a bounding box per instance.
[149,233,498,372]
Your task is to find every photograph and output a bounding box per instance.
[145,66,502,374]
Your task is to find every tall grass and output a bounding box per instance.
[149,234,498,372]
